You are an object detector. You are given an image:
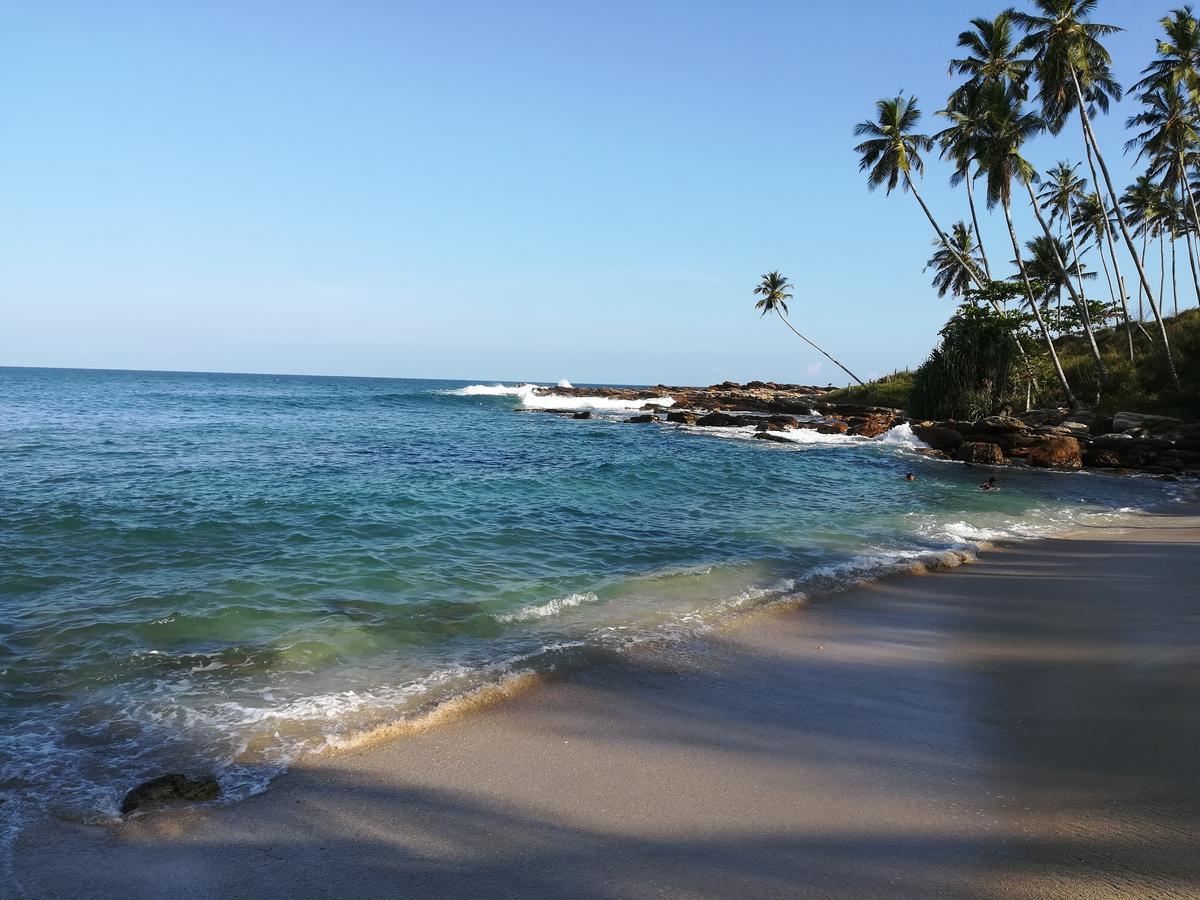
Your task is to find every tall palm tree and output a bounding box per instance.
[1038,162,1090,314]
[937,86,993,279]
[1132,6,1200,106]
[854,95,985,289]
[1015,0,1181,389]
[973,82,1078,407]
[753,271,865,386]
[925,221,984,299]
[1027,161,1107,385]
[1074,191,1138,360]
[1121,175,1168,322]
[949,11,1033,99]
[1126,82,1200,307]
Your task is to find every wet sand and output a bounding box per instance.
[10,510,1200,899]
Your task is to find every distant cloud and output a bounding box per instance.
[804,361,822,377]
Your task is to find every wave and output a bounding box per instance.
[494,591,600,623]
[449,383,675,411]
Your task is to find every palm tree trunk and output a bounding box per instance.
[1004,197,1077,409]
[1159,231,1166,318]
[1187,228,1200,309]
[1171,231,1178,317]
[1094,233,1135,363]
[965,172,992,280]
[1025,181,1105,395]
[1083,140,1137,364]
[1070,65,1180,390]
[1138,233,1148,320]
[775,310,865,386]
[904,173,985,289]
[1178,157,1200,307]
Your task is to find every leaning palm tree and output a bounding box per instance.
[1015,0,1181,389]
[1021,234,1096,332]
[1121,175,1167,321]
[936,85,993,278]
[974,82,1078,408]
[925,221,984,299]
[854,95,985,289]
[1132,6,1200,107]
[1074,191,1138,360]
[753,271,864,386]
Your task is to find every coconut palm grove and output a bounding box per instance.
[761,0,1200,421]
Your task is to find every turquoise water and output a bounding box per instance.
[0,367,1179,833]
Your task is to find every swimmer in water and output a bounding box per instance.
[904,472,916,481]
[980,476,998,491]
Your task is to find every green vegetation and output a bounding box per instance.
[830,307,1200,421]
[821,2,1200,420]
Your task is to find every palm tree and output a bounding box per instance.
[1074,191,1138,360]
[937,86,993,279]
[1126,82,1200,307]
[925,221,984,299]
[1021,234,1095,332]
[1015,0,1181,389]
[1121,175,1168,321]
[1026,161,1107,385]
[854,95,985,289]
[1132,6,1200,106]
[949,11,1033,98]
[753,271,865,386]
[973,82,1078,408]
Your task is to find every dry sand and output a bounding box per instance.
[9,509,1200,899]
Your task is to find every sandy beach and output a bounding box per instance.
[9,507,1200,900]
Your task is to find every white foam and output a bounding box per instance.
[494,591,600,623]
[557,379,573,388]
[876,422,930,449]
[451,383,675,411]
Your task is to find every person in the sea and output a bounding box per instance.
[980,476,999,492]
[904,472,916,482]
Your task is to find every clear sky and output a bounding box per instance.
[0,0,1176,385]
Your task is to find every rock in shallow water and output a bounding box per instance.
[120,773,221,815]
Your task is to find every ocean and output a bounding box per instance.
[0,367,1179,841]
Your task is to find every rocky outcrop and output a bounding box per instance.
[540,384,1199,479]
[955,442,1006,465]
[572,411,593,420]
[121,773,220,815]
[1028,436,1083,470]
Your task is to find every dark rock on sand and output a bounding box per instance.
[955,442,1006,465]
[121,773,220,815]
[1028,436,1083,470]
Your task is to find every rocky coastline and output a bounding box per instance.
[526,381,1200,479]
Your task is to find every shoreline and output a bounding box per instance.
[10,505,1200,899]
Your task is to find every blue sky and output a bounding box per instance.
[0,1,1178,384]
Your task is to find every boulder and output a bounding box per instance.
[572,411,593,419]
[1113,411,1184,432]
[1017,408,1067,428]
[1028,436,1083,470]
[625,414,656,424]
[755,416,800,432]
[696,412,741,427]
[753,432,791,444]
[1083,448,1124,468]
[849,418,894,438]
[969,416,1028,435]
[666,411,700,425]
[912,425,963,452]
[121,773,220,815]
[955,442,1006,465]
